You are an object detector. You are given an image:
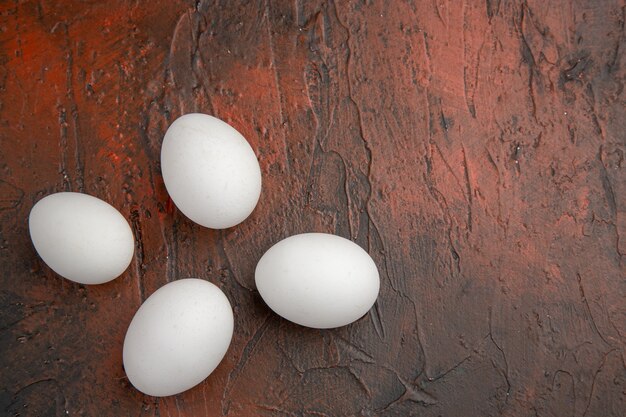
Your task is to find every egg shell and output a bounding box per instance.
[255,233,380,329]
[160,113,262,229]
[123,279,234,397]
[28,192,134,285]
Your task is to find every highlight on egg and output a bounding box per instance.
[28,192,134,285]
[255,233,380,329]
[160,113,262,229]
[123,278,234,397]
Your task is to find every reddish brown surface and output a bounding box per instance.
[1,0,625,416]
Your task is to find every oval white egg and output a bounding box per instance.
[28,192,134,285]
[255,233,380,329]
[160,113,262,229]
[123,279,234,397]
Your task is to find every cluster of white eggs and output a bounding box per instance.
[28,113,380,397]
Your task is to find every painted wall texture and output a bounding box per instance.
[0,0,624,416]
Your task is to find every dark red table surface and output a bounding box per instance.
[1,1,624,416]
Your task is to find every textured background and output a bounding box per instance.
[1,0,625,416]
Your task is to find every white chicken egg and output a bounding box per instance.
[160,113,262,229]
[255,233,380,329]
[123,278,234,397]
[28,192,134,285]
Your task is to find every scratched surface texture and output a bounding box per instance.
[1,0,625,416]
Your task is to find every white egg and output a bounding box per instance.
[160,113,262,229]
[255,233,380,329]
[123,278,233,397]
[28,192,134,285]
